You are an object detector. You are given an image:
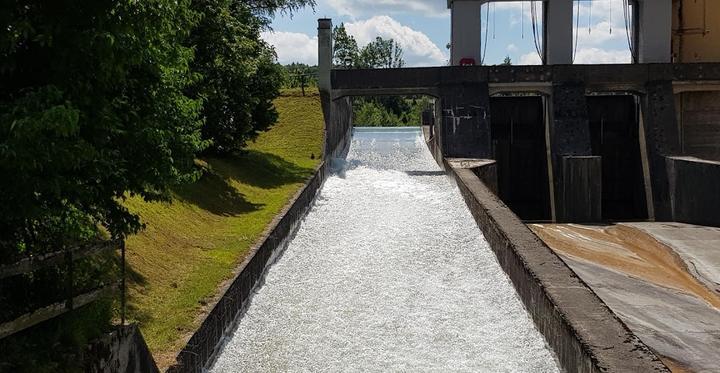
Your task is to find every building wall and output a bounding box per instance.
[676,91,720,161]
[672,0,720,63]
[451,1,482,65]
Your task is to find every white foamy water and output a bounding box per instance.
[210,127,559,372]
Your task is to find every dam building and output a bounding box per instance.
[321,0,720,225]
[315,1,720,371]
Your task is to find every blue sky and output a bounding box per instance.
[263,0,633,66]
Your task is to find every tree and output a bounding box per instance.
[333,24,359,68]
[502,56,513,65]
[357,37,405,69]
[0,0,206,255]
[282,63,318,91]
[189,0,284,154]
[247,0,315,19]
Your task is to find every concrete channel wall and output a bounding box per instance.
[444,158,669,373]
[86,324,159,373]
[167,81,353,372]
[168,160,333,373]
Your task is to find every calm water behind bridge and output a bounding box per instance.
[210,127,559,372]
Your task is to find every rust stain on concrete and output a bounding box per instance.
[529,224,720,310]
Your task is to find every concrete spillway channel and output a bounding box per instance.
[209,128,559,372]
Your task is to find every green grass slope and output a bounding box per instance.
[124,88,324,368]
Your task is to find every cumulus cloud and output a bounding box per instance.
[327,0,447,18]
[261,31,318,65]
[573,48,631,64]
[518,47,630,65]
[506,44,519,54]
[520,52,542,65]
[574,21,625,46]
[345,16,448,66]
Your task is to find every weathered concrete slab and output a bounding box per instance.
[666,156,720,227]
[440,83,492,159]
[642,81,681,221]
[531,223,720,373]
[448,165,667,373]
[627,222,720,297]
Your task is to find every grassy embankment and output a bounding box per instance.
[124,88,324,368]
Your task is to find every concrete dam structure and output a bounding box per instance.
[173,2,720,372]
[312,1,720,371]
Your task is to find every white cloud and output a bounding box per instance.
[575,21,624,46]
[518,47,630,65]
[506,43,519,54]
[520,51,542,65]
[261,31,318,65]
[573,47,631,64]
[327,0,447,18]
[345,16,448,67]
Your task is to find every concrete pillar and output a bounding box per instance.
[549,82,600,222]
[451,1,483,65]
[318,18,332,93]
[544,0,573,65]
[641,81,680,220]
[439,82,492,158]
[637,0,672,63]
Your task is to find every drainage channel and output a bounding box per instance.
[210,127,559,372]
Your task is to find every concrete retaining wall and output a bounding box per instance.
[445,160,667,373]
[667,156,720,227]
[168,160,333,373]
[85,324,158,373]
[322,94,353,159]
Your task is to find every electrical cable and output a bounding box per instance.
[531,2,543,61]
[573,0,580,63]
[521,1,525,39]
[623,0,636,62]
[610,0,613,35]
[589,0,592,34]
[493,2,496,39]
[481,3,490,65]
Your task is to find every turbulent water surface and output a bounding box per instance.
[210,127,559,372]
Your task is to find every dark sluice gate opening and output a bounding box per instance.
[587,95,648,220]
[490,96,551,221]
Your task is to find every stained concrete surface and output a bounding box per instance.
[530,223,720,372]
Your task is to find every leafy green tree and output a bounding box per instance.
[357,37,405,69]
[333,23,359,68]
[281,63,318,94]
[0,0,206,254]
[502,55,513,65]
[247,0,316,19]
[189,0,284,154]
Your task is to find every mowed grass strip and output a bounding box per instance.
[124,88,324,368]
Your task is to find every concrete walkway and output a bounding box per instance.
[530,223,720,372]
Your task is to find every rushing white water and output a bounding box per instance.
[210,127,559,372]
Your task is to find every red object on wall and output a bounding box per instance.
[459,57,476,66]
